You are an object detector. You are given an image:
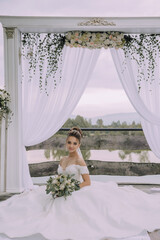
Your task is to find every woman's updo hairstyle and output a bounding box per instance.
[67,127,83,143]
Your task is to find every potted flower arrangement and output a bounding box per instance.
[0,89,12,123]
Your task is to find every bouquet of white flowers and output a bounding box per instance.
[0,89,12,120]
[45,174,80,199]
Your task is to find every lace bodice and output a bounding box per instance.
[57,164,89,182]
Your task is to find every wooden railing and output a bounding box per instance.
[58,128,143,132]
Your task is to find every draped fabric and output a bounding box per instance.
[110,48,160,159]
[22,46,100,189]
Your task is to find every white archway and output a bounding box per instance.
[1,16,160,193]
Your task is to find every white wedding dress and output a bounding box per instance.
[0,164,160,240]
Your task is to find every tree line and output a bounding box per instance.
[55,115,143,136]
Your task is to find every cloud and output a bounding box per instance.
[72,87,135,117]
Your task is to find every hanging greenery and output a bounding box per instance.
[21,33,65,93]
[123,34,160,91]
[21,31,160,93]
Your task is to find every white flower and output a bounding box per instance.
[86,42,91,47]
[60,184,65,190]
[1,95,5,100]
[74,31,79,37]
[67,179,71,184]
[117,35,122,41]
[91,33,96,40]
[86,32,92,38]
[52,179,57,184]
[71,39,75,44]
[0,89,12,116]
[112,42,117,48]
[104,39,110,45]
[67,32,71,39]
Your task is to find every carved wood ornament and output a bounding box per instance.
[5,28,15,39]
[78,18,116,26]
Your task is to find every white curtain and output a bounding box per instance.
[22,46,100,189]
[110,48,160,159]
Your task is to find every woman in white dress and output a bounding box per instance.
[0,127,160,240]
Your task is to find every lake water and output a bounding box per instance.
[27,149,160,164]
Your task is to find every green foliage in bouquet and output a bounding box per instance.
[46,174,80,199]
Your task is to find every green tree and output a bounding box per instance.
[44,149,51,159]
[96,119,103,128]
[51,149,67,161]
[81,150,91,161]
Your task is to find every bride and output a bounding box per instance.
[0,127,160,240]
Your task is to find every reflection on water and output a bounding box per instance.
[27,149,160,164]
[44,149,91,162]
[118,150,150,163]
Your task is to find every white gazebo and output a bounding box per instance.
[0,16,160,194]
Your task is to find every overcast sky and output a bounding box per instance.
[0,0,159,117]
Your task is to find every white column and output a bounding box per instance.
[0,117,7,192]
[3,27,24,193]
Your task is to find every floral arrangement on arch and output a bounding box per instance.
[21,31,160,92]
[65,31,125,49]
[0,89,12,120]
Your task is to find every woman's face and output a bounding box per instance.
[66,136,80,153]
